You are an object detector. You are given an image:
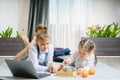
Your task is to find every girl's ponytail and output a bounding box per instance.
[35,24,48,33]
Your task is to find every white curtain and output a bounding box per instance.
[49,0,88,51]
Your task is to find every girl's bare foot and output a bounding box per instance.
[21,34,29,46]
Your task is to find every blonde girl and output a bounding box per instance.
[27,29,62,72]
[64,38,97,74]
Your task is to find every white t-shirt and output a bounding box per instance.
[71,51,96,70]
[27,43,54,72]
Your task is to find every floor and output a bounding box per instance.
[0,56,120,71]
[97,57,120,71]
[0,56,120,80]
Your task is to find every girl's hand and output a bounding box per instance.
[50,66,57,73]
[63,59,71,64]
[58,64,63,71]
[77,68,84,75]
[49,62,57,73]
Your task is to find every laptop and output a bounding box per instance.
[5,60,51,79]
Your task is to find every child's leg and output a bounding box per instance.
[14,35,30,60]
[14,46,29,60]
[21,34,29,46]
[20,54,29,60]
[30,36,36,44]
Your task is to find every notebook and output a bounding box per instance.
[5,60,51,79]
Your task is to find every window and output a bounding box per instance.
[49,0,88,51]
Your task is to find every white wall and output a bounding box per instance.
[0,0,30,37]
[87,0,120,26]
[17,0,30,35]
[0,0,120,37]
